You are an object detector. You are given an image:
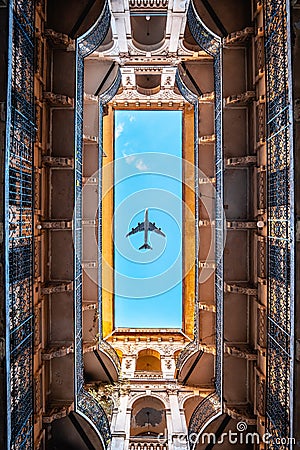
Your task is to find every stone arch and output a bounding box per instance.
[114,348,123,361]
[130,395,167,438]
[182,395,204,427]
[130,15,167,52]
[136,349,162,372]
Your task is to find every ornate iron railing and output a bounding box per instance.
[78,0,111,58]
[5,1,35,449]
[188,392,222,448]
[78,389,111,449]
[99,339,121,372]
[186,0,223,403]
[75,3,121,447]
[264,1,294,447]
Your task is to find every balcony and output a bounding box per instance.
[129,437,168,450]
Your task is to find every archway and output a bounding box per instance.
[136,349,161,372]
[130,396,167,438]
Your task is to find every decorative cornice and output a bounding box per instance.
[113,87,184,103]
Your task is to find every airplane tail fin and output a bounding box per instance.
[139,243,152,250]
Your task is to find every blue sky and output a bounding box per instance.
[114,110,183,328]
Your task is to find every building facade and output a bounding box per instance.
[0,0,299,449]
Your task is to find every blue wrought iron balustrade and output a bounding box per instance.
[5,0,35,449]
[188,392,222,449]
[98,340,121,373]
[78,389,111,449]
[75,2,121,444]
[264,1,294,447]
[78,0,111,58]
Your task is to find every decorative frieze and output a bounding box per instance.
[113,88,184,104]
[82,219,97,226]
[34,305,42,350]
[226,155,257,167]
[255,370,266,416]
[225,344,257,360]
[225,91,255,106]
[37,220,72,230]
[199,261,216,269]
[42,156,74,168]
[200,344,216,355]
[226,221,257,229]
[199,219,215,227]
[199,302,216,312]
[82,176,98,184]
[83,134,98,143]
[41,281,73,295]
[257,304,266,350]
[257,166,266,213]
[84,92,98,103]
[198,92,214,103]
[257,236,267,280]
[256,100,266,145]
[224,406,257,425]
[43,92,74,107]
[224,282,257,296]
[198,134,215,144]
[42,345,74,360]
[129,0,168,8]
[225,27,254,45]
[34,371,42,421]
[83,303,97,311]
[34,238,41,279]
[198,176,216,184]
[255,36,265,80]
[42,404,74,424]
[129,439,168,450]
[44,29,74,48]
[82,261,98,269]
[34,169,42,212]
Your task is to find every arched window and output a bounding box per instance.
[136,349,161,372]
[130,396,166,438]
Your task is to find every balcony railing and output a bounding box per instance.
[78,389,111,449]
[264,1,294,447]
[188,392,221,448]
[133,371,163,379]
[99,340,121,372]
[129,437,168,450]
[183,0,224,404]
[74,3,120,447]
[6,1,36,448]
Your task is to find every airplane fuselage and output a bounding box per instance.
[144,208,149,245]
[126,208,165,250]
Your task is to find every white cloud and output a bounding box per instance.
[135,159,149,171]
[115,122,124,139]
[129,115,136,123]
[122,151,136,165]
[122,151,148,171]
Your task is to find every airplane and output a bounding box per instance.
[126,208,166,250]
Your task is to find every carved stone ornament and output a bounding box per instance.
[113,88,184,103]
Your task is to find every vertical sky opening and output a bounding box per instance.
[114,110,183,328]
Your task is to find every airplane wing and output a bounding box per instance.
[126,222,144,237]
[149,222,166,237]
